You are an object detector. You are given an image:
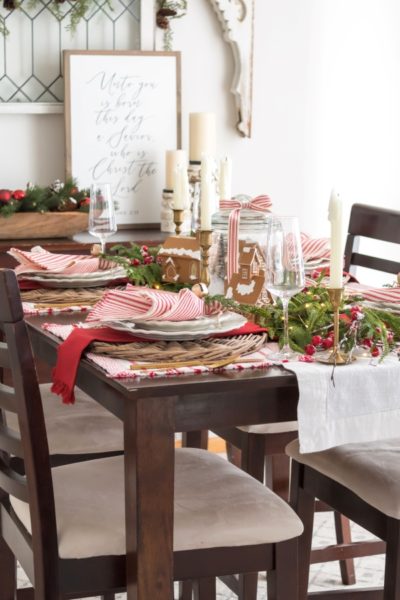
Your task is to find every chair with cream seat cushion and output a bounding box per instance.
[10,448,303,560]
[6,383,123,457]
[287,437,400,599]
[206,202,400,597]
[0,268,303,600]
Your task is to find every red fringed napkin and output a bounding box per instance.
[51,321,267,404]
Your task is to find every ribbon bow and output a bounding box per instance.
[219,195,272,281]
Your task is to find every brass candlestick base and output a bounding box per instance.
[172,208,184,236]
[199,229,212,286]
[316,288,354,365]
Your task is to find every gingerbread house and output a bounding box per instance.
[158,234,201,284]
[225,240,266,304]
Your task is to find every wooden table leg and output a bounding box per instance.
[125,396,175,600]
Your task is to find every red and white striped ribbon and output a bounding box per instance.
[220,195,273,281]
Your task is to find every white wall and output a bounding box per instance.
[1,0,399,277]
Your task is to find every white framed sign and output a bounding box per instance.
[64,50,181,227]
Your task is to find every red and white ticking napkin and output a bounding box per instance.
[346,282,400,304]
[8,246,111,275]
[86,284,221,323]
[44,321,270,404]
[300,233,331,263]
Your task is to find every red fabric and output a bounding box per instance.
[51,321,267,404]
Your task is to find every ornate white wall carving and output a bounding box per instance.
[209,0,254,137]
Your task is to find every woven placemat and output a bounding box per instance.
[90,332,267,369]
[20,287,121,307]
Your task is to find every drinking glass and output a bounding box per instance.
[264,216,305,359]
[88,183,117,254]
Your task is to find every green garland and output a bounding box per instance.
[1,0,114,36]
[104,244,400,359]
[206,283,400,359]
[0,179,90,217]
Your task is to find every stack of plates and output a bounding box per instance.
[103,311,247,341]
[20,266,126,288]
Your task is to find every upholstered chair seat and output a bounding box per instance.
[6,383,123,456]
[237,421,298,434]
[287,438,400,519]
[11,448,303,560]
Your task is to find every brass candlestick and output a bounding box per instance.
[172,208,184,236]
[316,288,352,365]
[199,229,212,285]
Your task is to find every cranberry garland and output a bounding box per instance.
[0,179,90,217]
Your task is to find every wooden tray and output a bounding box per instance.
[0,212,88,239]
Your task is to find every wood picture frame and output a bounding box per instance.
[64,50,181,228]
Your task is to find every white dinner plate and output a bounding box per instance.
[20,269,126,288]
[104,311,248,341]
[21,266,125,280]
[128,311,247,332]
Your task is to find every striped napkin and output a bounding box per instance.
[301,233,331,263]
[346,282,400,304]
[8,246,112,275]
[86,284,221,323]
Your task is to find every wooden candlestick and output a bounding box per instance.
[199,229,212,286]
[172,209,184,236]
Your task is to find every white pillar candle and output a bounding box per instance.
[180,166,189,210]
[189,112,216,162]
[172,164,184,210]
[200,154,212,230]
[219,156,232,200]
[328,189,344,288]
[165,150,187,190]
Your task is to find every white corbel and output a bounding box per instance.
[209,0,255,137]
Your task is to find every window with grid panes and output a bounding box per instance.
[0,0,140,102]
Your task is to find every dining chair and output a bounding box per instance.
[0,299,124,466]
[343,203,400,276]
[287,437,400,600]
[0,268,304,600]
[188,202,400,597]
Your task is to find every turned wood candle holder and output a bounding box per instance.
[199,229,212,286]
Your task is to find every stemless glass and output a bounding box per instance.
[264,216,305,360]
[88,183,117,254]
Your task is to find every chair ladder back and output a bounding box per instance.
[344,204,400,274]
[0,341,11,369]
[0,269,60,592]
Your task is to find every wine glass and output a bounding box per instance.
[88,183,117,254]
[264,216,305,360]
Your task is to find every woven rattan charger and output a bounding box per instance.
[90,332,268,370]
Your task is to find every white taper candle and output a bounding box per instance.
[200,154,212,229]
[328,189,344,288]
[219,156,232,201]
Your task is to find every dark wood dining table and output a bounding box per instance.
[26,312,299,600]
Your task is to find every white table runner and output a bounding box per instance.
[284,356,400,453]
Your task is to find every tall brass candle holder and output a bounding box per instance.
[199,229,212,285]
[172,208,185,236]
[316,288,352,365]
